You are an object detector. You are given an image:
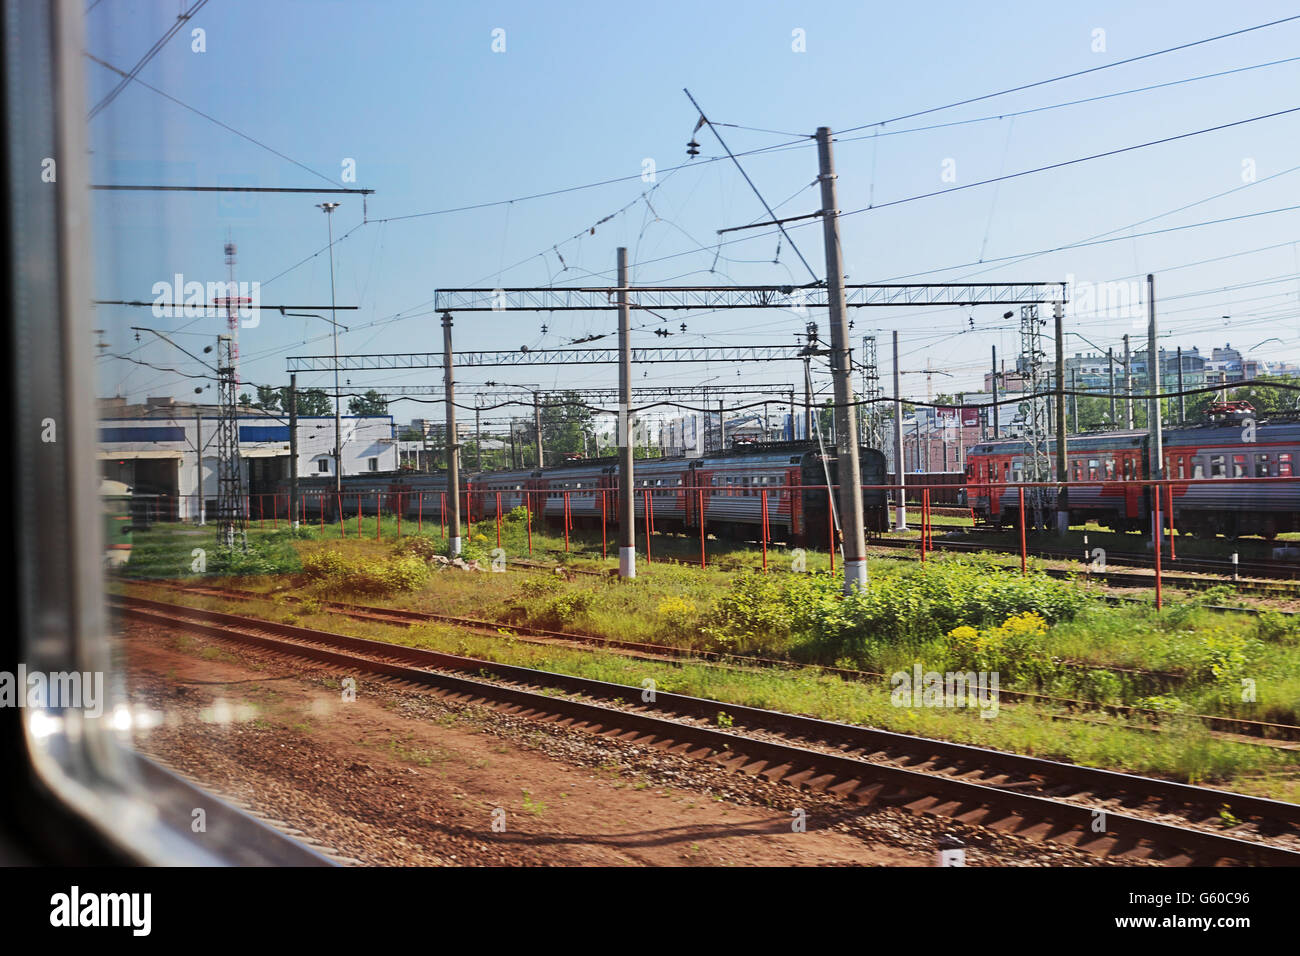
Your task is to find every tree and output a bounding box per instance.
[254,384,283,411]
[532,390,595,464]
[348,389,388,416]
[296,388,333,417]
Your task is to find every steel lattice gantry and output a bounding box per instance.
[289,283,1066,373]
[431,282,1067,312]
[288,345,816,371]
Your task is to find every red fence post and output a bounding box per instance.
[496,492,502,549]
[1166,483,1175,562]
[698,487,706,569]
[1018,486,1027,575]
[761,488,768,573]
[1153,482,1163,611]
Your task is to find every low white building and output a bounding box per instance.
[98,400,397,521]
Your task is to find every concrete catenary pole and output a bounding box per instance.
[1123,334,1134,429]
[893,330,906,530]
[617,247,635,578]
[288,373,299,529]
[817,127,868,592]
[1108,347,1117,425]
[533,392,544,468]
[1147,274,1163,480]
[1054,300,1068,534]
[442,312,462,555]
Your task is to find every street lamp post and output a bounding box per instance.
[318,202,342,493]
[281,309,349,491]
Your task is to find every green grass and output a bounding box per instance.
[130,564,1300,798]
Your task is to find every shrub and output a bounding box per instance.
[398,535,441,562]
[301,548,428,596]
[301,549,351,580]
[944,612,1053,683]
[656,596,699,633]
[1256,611,1300,646]
[1155,629,1257,688]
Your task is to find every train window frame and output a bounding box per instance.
[1232,454,1246,479]
[1210,455,1226,478]
[1255,454,1272,478]
[1280,453,1294,477]
[1,5,328,866]
[1192,458,1205,479]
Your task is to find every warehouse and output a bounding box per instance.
[98,397,397,521]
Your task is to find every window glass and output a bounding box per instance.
[1255,454,1272,478]
[1232,454,1246,478]
[1192,458,1204,479]
[1210,455,1226,478]
[1281,453,1294,478]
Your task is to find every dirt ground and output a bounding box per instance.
[120,620,1119,866]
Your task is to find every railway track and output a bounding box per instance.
[130,578,1300,745]
[874,534,1300,597]
[114,593,1300,866]
[879,529,1300,586]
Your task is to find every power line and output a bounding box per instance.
[840,106,1300,218]
[87,0,211,120]
[838,14,1300,134]
[684,88,820,284]
[82,52,345,189]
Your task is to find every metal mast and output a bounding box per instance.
[215,332,246,551]
[861,334,884,450]
[1019,304,1052,531]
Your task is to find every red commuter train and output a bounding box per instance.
[966,422,1300,539]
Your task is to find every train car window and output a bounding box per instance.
[1232,455,1247,478]
[1087,459,1099,480]
[1105,458,1116,480]
[1176,458,1186,480]
[1210,455,1226,478]
[1280,453,1294,477]
[1192,458,1205,479]
[1002,462,1010,481]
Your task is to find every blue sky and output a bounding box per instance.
[89,0,1300,427]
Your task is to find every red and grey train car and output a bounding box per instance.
[966,422,1300,539]
[285,441,889,547]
